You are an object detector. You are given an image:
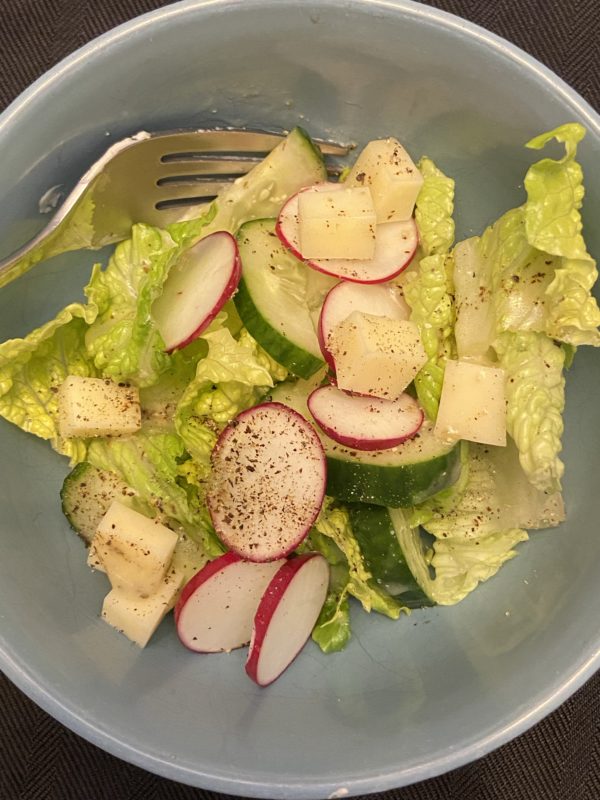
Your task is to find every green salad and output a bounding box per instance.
[0,123,598,685]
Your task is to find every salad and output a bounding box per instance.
[0,123,598,686]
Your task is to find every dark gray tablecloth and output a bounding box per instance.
[0,2,598,798]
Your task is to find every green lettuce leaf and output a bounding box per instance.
[86,425,222,556]
[138,338,208,428]
[303,528,352,653]
[524,123,587,258]
[495,331,565,493]
[389,507,528,605]
[415,157,456,256]
[311,585,352,654]
[84,224,180,387]
[404,253,455,419]
[417,442,563,540]
[429,528,529,602]
[312,499,406,620]
[454,123,599,350]
[175,327,284,451]
[0,303,98,463]
[525,123,600,345]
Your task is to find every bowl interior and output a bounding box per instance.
[0,1,599,796]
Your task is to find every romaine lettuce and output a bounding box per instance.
[389,507,528,605]
[0,303,98,464]
[174,327,285,461]
[404,253,455,419]
[495,331,565,493]
[311,500,407,625]
[84,224,181,387]
[415,156,456,257]
[86,424,222,556]
[416,442,563,540]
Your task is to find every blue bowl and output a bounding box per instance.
[0,1,598,796]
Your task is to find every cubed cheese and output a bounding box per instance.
[58,376,141,438]
[101,566,185,648]
[298,186,376,259]
[346,138,423,222]
[330,311,427,399]
[434,360,506,446]
[90,501,179,595]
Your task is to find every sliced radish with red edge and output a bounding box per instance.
[308,384,424,451]
[206,402,327,562]
[245,553,330,686]
[318,280,411,369]
[276,185,418,284]
[153,230,241,352]
[175,552,285,653]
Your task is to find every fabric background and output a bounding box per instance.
[0,1,598,798]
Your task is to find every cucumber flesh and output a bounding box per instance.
[271,378,461,506]
[347,503,433,607]
[235,219,325,379]
[208,127,327,235]
[60,462,136,545]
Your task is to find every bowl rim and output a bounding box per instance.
[0,0,599,796]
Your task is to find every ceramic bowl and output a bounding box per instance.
[0,1,598,796]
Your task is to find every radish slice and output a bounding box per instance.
[175,552,285,653]
[276,185,418,284]
[153,231,241,352]
[245,554,329,686]
[308,384,424,451]
[206,402,327,562]
[318,281,410,369]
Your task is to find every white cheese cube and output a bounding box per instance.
[346,138,424,222]
[434,360,506,446]
[58,376,141,439]
[298,186,376,259]
[91,500,179,595]
[101,566,184,648]
[330,311,427,399]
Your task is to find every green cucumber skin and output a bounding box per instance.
[295,126,326,173]
[326,444,462,508]
[347,503,433,607]
[234,276,324,379]
[60,461,91,535]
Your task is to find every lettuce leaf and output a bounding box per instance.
[525,123,600,345]
[175,327,285,452]
[404,253,455,419]
[429,528,529,601]
[304,528,352,654]
[0,303,98,463]
[311,500,406,621]
[495,331,565,493]
[86,424,222,555]
[415,157,456,257]
[454,124,599,352]
[417,442,563,540]
[138,338,208,427]
[84,224,180,387]
[389,507,528,605]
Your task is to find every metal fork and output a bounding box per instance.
[0,129,351,289]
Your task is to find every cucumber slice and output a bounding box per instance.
[209,127,327,235]
[347,503,433,607]
[272,378,461,506]
[235,219,325,379]
[325,428,460,507]
[61,462,135,545]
